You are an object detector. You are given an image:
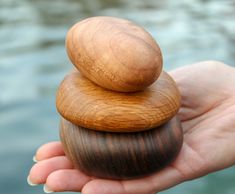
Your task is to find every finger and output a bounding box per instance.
[35,141,64,161]
[45,169,91,192]
[29,156,73,184]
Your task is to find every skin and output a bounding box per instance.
[28,61,235,194]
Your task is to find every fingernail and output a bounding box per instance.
[27,176,38,186]
[33,156,38,163]
[43,184,54,193]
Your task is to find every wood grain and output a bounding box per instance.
[60,116,183,179]
[56,70,181,132]
[66,16,163,92]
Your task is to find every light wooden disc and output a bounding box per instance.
[56,71,181,132]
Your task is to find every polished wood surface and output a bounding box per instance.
[57,16,183,180]
[66,16,163,92]
[60,116,183,179]
[56,70,181,132]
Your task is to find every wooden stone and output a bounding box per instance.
[60,116,183,179]
[56,70,181,132]
[66,16,163,92]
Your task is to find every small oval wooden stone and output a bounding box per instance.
[60,116,183,179]
[56,70,181,132]
[66,16,163,92]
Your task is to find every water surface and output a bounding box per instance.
[0,0,235,193]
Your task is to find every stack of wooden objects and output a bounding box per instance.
[56,16,183,179]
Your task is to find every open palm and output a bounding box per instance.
[28,61,235,194]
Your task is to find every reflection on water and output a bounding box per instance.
[0,0,234,193]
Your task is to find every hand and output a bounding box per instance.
[28,61,235,194]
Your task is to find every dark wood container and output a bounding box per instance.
[60,116,183,179]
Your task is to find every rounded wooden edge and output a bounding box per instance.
[60,116,183,179]
[56,70,181,132]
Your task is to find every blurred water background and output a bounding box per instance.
[0,0,235,193]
